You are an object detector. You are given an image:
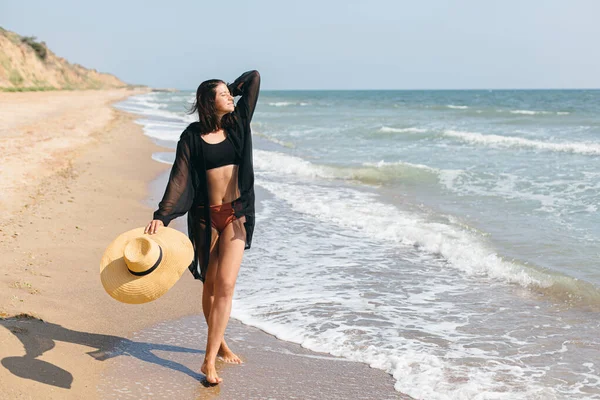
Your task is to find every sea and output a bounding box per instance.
[114,89,600,399]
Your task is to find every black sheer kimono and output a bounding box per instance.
[153,70,260,282]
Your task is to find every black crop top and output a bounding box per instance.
[202,136,241,170]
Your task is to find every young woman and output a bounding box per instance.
[145,70,260,384]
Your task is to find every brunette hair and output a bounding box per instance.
[188,79,236,134]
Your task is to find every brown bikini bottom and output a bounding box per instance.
[198,202,237,233]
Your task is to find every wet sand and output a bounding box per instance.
[98,316,409,399]
[0,90,409,399]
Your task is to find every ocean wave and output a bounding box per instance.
[354,160,440,184]
[267,101,310,107]
[268,102,293,107]
[363,159,437,172]
[254,150,333,179]
[130,99,167,110]
[444,130,600,155]
[132,120,186,142]
[439,170,600,216]
[510,109,550,115]
[499,109,570,116]
[379,126,428,134]
[167,95,194,102]
[254,150,440,185]
[115,94,195,141]
[255,132,296,148]
[256,178,600,308]
[115,101,192,124]
[420,105,572,118]
[252,149,600,306]
[150,152,175,165]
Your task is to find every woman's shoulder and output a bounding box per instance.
[180,122,202,140]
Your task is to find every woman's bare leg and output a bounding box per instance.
[201,227,242,364]
[201,219,246,384]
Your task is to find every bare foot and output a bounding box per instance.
[218,341,243,364]
[201,360,222,385]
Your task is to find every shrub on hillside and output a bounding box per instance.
[9,70,24,86]
[21,36,48,60]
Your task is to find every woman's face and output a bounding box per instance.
[214,83,234,115]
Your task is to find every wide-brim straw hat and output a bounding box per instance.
[100,227,193,304]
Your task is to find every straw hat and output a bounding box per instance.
[100,227,193,304]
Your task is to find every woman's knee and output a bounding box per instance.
[214,280,236,299]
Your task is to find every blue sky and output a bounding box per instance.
[2,0,599,90]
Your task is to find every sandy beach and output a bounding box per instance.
[0,90,407,399]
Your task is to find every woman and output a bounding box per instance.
[144,70,260,384]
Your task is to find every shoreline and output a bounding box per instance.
[0,90,408,399]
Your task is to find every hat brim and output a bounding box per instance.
[100,227,193,304]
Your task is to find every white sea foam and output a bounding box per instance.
[150,152,175,165]
[447,104,469,109]
[268,101,293,107]
[379,126,428,133]
[444,130,600,155]
[254,150,440,185]
[510,109,549,115]
[134,119,183,129]
[115,94,195,142]
[255,132,295,148]
[254,151,600,303]
[131,98,167,110]
[115,102,192,123]
[254,165,554,291]
[440,170,600,220]
[167,95,194,102]
[267,101,310,107]
[437,169,466,192]
[133,121,185,142]
[254,150,333,179]
[497,109,570,116]
[142,129,182,142]
[363,159,438,173]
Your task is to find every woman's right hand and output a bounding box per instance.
[144,219,164,235]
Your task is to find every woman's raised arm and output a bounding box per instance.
[228,70,261,124]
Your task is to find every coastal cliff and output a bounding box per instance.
[0,27,130,91]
